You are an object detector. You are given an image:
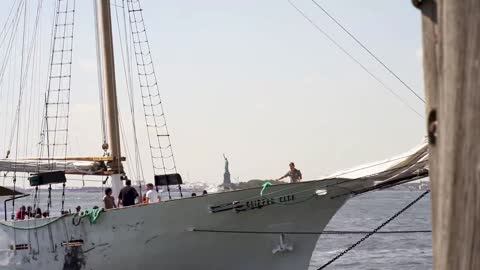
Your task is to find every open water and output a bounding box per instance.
[1,190,432,269]
[309,191,432,270]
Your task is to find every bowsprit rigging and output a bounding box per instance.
[287,0,424,119]
[308,0,425,105]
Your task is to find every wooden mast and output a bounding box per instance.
[417,0,480,269]
[96,0,123,196]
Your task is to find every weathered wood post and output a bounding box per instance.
[416,0,480,269]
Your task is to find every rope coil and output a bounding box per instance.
[72,208,104,226]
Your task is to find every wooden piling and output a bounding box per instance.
[418,0,480,269]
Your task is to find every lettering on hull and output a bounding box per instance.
[210,194,296,213]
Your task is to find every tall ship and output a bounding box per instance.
[0,0,428,269]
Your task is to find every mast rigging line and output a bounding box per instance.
[191,229,431,235]
[0,1,25,103]
[10,0,44,157]
[9,0,45,221]
[309,0,425,104]
[126,0,178,176]
[287,0,423,118]
[39,0,76,165]
[0,0,21,49]
[112,0,144,185]
[126,0,182,197]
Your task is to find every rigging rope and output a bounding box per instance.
[23,2,43,164]
[39,0,76,163]
[7,0,44,223]
[260,182,272,196]
[11,1,28,223]
[11,176,17,220]
[61,182,66,213]
[72,208,104,226]
[32,186,39,217]
[126,0,181,196]
[309,0,425,104]
[0,0,23,89]
[32,0,77,214]
[287,0,423,118]
[191,229,431,235]
[114,0,145,188]
[316,190,430,270]
[46,184,52,213]
[0,0,20,46]
[0,215,66,230]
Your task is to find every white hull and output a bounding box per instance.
[0,179,370,270]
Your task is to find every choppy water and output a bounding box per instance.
[309,191,432,270]
[1,190,432,269]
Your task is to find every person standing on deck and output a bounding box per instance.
[35,208,42,219]
[103,188,117,209]
[26,206,34,218]
[16,206,27,220]
[145,183,160,203]
[277,162,303,183]
[118,180,139,207]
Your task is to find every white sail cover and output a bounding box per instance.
[0,159,105,175]
[327,139,428,182]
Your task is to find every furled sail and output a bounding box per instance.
[0,159,106,175]
[327,139,429,189]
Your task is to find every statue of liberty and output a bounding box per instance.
[223,154,231,188]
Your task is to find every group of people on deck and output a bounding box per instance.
[15,206,49,220]
[103,180,161,210]
[15,205,82,220]
[103,162,302,210]
[14,163,302,218]
[13,163,301,219]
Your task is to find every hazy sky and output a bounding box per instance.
[0,0,426,186]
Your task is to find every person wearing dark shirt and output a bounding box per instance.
[27,206,34,218]
[277,162,303,183]
[35,208,42,219]
[118,180,139,207]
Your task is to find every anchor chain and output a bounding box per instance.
[316,190,430,270]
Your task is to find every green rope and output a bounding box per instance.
[260,182,272,196]
[0,208,104,230]
[79,208,104,224]
[0,216,65,230]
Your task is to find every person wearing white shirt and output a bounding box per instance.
[145,183,161,203]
